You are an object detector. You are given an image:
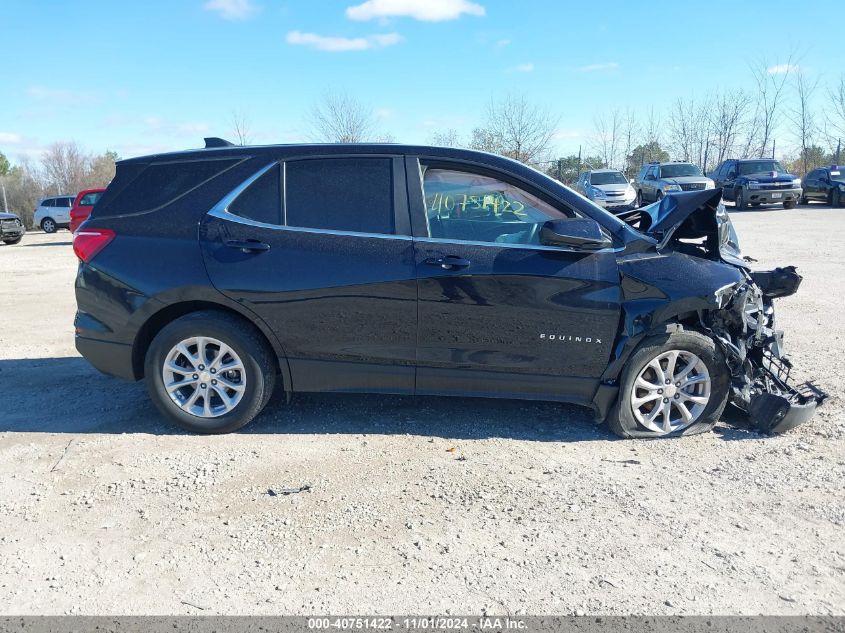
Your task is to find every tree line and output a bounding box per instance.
[0,144,117,228]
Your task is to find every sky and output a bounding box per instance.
[0,0,842,164]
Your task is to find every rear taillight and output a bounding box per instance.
[73,229,115,263]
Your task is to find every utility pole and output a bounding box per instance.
[557,159,563,182]
[577,145,582,173]
[837,139,842,164]
[772,139,776,160]
[1,185,7,213]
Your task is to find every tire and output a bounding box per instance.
[833,189,842,208]
[2,237,22,245]
[800,193,808,205]
[607,328,730,439]
[783,199,796,210]
[41,218,57,233]
[735,188,746,210]
[144,310,277,433]
[635,190,643,208]
[751,202,761,207]
[656,191,664,201]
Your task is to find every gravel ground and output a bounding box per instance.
[0,204,843,616]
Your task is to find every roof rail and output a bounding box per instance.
[204,137,236,148]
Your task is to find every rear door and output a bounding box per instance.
[55,197,73,223]
[199,155,418,394]
[407,158,621,404]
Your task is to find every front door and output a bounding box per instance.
[200,156,418,394]
[409,161,621,405]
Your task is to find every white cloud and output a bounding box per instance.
[203,0,259,20]
[346,0,485,22]
[577,62,619,72]
[286,31,401,52]
[373,107,394,120]
[767,63,799,75]
[495,38,511,48]
[26,85,98,105]
[507,63,534,73]
[0,132,22,144]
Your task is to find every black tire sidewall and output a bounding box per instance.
[609,329,730,439]
[3,237,22,245]
[144,313,275,433]
[735,188,745,210]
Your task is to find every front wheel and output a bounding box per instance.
[783,199,796,209]
[735,188,747,210]
[144,311,276,433]
[608,329,730,439]
[2,237,22,245]
[833,189,842,208]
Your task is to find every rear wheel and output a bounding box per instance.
[144,311,276,433]
[41,218,57,233]
[608,329,730,439]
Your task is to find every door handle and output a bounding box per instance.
[425,255,470,270]
[225,239,271,253]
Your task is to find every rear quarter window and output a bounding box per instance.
[79,192,103,206]
[95,158,240,216]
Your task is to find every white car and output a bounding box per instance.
[575,169,637,213]
[33,195,75,233]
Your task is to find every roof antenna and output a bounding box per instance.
[204,137,236,148]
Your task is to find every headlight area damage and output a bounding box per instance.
[618,189,827,434]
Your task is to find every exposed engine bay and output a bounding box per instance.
[619,189,828,433]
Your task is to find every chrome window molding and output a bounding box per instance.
[414,236,619,254]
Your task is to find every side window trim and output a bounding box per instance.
[210,156,412,238]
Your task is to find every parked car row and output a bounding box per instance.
[33,188,106,233]
[576,159,844,214]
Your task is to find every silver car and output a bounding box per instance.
[634,162,715,207]
[575,169,637,213]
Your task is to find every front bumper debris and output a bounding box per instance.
[706,266,827,434]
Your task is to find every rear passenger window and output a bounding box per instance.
[284,158,393,234]
[43,199,55,207]
[228,165,282,225]
[79,192,103,206]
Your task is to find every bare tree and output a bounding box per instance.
[789,70,819,174]
[40,142,91,195]
[749,56,794,157]
[87,151,118,188]
[592,109,622,169]
[620,109,640,177]
[429,128,462,148]
[309,92,382,143]
[230,110,253,145]
[826,74,845,157]
[709,89,753,167]
[475,95,559,165]
[668,97,710,166]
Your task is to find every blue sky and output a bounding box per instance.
[0,0,841,163]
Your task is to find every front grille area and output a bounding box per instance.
[605,192,625,197]
[758,181,793,189]
[680,183,706,191]
[1,219,20,230]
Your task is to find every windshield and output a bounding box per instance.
[590,171,628,185]
[829,169,844,183]
[659,164,702,178]
[738,161,785,175]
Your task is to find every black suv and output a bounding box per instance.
[711,159,802,210]
[73,140,824,438]
[801,165,845,207]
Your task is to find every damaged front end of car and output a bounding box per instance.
[621,189,827,433]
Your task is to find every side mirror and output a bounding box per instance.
[540,218,612,250]
[629,178,636,185]
[727,171,736,179]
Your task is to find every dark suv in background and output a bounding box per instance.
[711,159,802,210]
[72,139,824,438]
[801,165,845,207]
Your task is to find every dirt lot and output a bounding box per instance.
[0,204,843,616]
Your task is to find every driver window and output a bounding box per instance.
[422,167,570,245]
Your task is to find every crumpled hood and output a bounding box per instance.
[638,188,746,268]
[0,212,20,221]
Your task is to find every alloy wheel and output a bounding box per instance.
[630,349,711,435]
[161,336,246,418]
